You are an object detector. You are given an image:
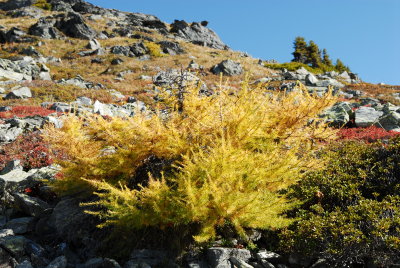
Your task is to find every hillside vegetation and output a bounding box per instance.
[0,0,399,267]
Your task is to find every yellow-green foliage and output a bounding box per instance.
[33,0,52,10]
[264,62,337,74]
[44,82,337,242]
[144,41,164,58]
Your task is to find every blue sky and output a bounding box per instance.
[89,0,400,85]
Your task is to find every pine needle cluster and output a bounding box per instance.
[44,81,337,242]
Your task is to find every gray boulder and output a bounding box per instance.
[360,97,381,107]
[5,217,35,234]
[376,112,400,132]
[170,20,228,50]
[16,260,34,268]
[7,6,43,18]
[0,229,14,238]
[211,60,243,76]
[305,73,319,86]
[307,87,329,97]
[0,57,46,81]
[0,167,56,205]
[76,96,92,106]
[256,250,281,261]
[129,250,167,267]
[338,71,352,83]
[110,46,133,57]
[47,197,101,254]
[20,46,41,57]
[86,39,101,50]
[157,41,185,55]
[320,102,352,127]
[0,235,28,258]
[0,247,13,267]
[58,75,102,89]
[0,0,35,10]
[13,193,50,217]
[355,107,383,128]
[296,67,310,76]
[153,69,207,91]
[229,257,253,268]
[315,78,344,88]
[0,67,28,81]
[82,257,121,268]
[46,256,67,268]
[345,89,364,98]
[4,86,32,99]
[0,160,23,176]
[0,27,35,43]
[125,12,168,32]
[6,116,48,130]
[207,248,251,268]
[130,42,149,57]
[30,12,97,40]
[187,60,200,70]
[93,100,114,117]
[283,67,311,81]
[48,0,74,12]
[29,17,63,39]
[382,103,400,114]
[55,12,97,40]
[0,125,23,142]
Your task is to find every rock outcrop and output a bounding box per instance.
[170,20,228,50]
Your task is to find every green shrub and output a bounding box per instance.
[280,140,400,266]
[45,83,336,244]
[33,0,52,10]
[264,62,337,75]
[290,36,351,73]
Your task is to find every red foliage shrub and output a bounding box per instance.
[0,131,53,171]
[337,126,400,143]
[0,106,54,119]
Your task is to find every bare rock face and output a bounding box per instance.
[28,17,63,39]
[54,12,97,40]
[170,20,228,50]
[0,0,35,11]
[29,12,98,40]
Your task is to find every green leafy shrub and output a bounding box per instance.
[281,140,400,266]
[45,82,336,244]
[33,0,52,10]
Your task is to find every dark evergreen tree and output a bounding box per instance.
[322,48,333,67]
[335,59,350,73]
[292,36,308,64]
[306,41,321,68]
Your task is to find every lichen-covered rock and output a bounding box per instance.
[4,86,32,99]
[355,106,383,128]
[206,248,251,268]
[211,60,243,76]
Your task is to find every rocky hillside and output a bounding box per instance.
[0,0,400,268]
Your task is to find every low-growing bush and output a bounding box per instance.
[45,82,336,244]
[144,41,164,58]
[338,126,400,143]
[32,0,52,10]
[0,106,55,119]
[280,140,400,266]
[0,132,53,171]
